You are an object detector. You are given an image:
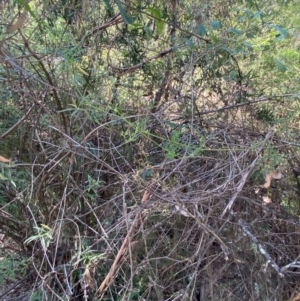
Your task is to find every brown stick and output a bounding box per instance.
[96,190,150,296]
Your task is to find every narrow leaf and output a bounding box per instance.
[156,19,164,35]
[103,0,113,12]
[148,8,164,36]
[148,7,161,18]
[164,120,177,128]
[228,27,242,35]
[24,3,36,18]
[269,24,288,38]
[116,0,133,24]
[15,0,35,18]
[274,58,287,72]
[144,25,152,40]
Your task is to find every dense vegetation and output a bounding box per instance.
[0,0,300,300]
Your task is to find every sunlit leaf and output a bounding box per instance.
[148,7,164,36]
[74,63,89,76]
[148,7,161,18]
[24,3,36,18]
[15,0,35,18]
[156,19,164,36]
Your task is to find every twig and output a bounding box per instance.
[220,128,275,217]
[238,219,284,277]
[107,46,172,76]
[280,258,300,273]
[198,94,295,116]
[96,190,151,297]
[1,104,36,139]
[86,14,122,38]
[0,270,34,299]
[18,30,67,132]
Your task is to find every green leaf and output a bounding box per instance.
[221,46,234,54]
[148,7,164,36]
[140,169,153,179]
[103,0,113,12]
[210,20,220,30]
[164,120,177,128]
[269,24,288,36]
[229,70,238,80]
[148,7,161,18]
[243,41,253,51]
[144,25,152,40]
[186,38,195,48]
[15,0,26,5]
[246,32,255,38]
[156,19,164,36]
[253,10,265,20]
[228,27,242,35]
[197,24,207,36]
[15,0,36,18]
[269,24,288,41]
[116,0,133,24]
[24,3,36,18]
[274,58,287,72]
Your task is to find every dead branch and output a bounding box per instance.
[238,219,284,277]
[96,190,151,296]
[221,128,275,217]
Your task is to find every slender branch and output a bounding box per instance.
[0,270,34,299]
[238,219,284,277]
[96,190,151,297]
[18,30,67,132]
[1,103,36,139]
[107,46,172,76]
[221,128,275,217]
[198,94,294,116]
[86,14,122,38]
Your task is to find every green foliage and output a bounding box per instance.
[256,105,275,123]
[0,251,28,284]
[25,224,53,250]
[116,0,133,24]
[0,0,300,300]
[29,289,43,301]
